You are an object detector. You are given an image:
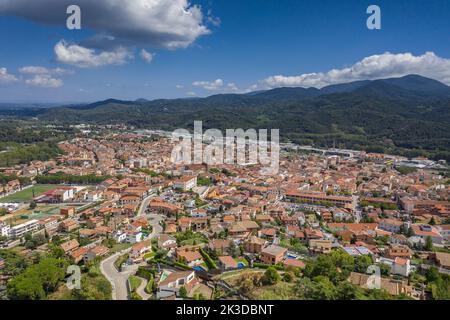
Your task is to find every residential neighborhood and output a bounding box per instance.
[0,129,449,300]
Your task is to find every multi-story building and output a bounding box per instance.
[0,222,11,238]
[285,190,356,211]
[9,219,39,238]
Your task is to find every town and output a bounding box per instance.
[0,126,449,300]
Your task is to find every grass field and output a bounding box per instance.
[0,185,60,203]
[129,276,142,292]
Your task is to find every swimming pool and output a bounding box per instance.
[193,266,206,272]
[237,262,245,268]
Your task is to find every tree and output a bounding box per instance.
[354,255,373,273]
[179,286,188,298]
[425,236,434,251]
[263,267,280,285]
[429,217,436,226]
[282,272,294,283]
[0,208,8,216]
[7,272,46,300]
[6,257,68,299]
[29,201,37,210]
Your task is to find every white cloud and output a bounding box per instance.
[19,66,72,75]
[176,84,184,89]
[0,0,211,50]
[25,74,63,88]
[261,52,450,88]
[186,91,197,96]
[54,41,133,68]
[140,49,154,63]
[193,79,224,91]
[207,9,221,27]
[0,67,18,84]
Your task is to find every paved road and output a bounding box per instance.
[137,193,157,217]
[100,248,138,300]
[100,199,164,300]
[147,213,163,238]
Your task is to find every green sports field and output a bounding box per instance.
[0,185,61,203]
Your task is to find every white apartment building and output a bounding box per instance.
[9,219,40,238]
[0,222,11,237]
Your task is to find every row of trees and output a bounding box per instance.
[35,173,112,185]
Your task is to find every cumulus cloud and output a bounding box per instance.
[0,67,18,84]
[19,66,72,75]
[261,52,450,88]
[192,79,253,93]
[54,41,133,68]
[25,74,63,88]
[140,49,154,63]
[193,79,224,91]
[0,0,210,50]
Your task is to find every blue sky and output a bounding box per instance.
[0,0,449,103]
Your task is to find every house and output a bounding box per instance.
[436,225,450,241]
[218,256,238,270]
[173,175,197,191]
[38,217,59,233]
[79,228,97,239]
[60,207,76,217]
[94,225,113,236]
[379,257,411,277]
[244,236,266,253]
[157,234,177,250]
[113,230,127,243]
[177,249,204,267]
[309,239,333,254]
[70,247,88,264]
[389,234,408,246]
[84,245,109,262]
[209,239,232,255]
[411,224,444,244]
[86,216,104,229]
[157,270,198,299]
[429,252,450,270]
[228,222,248,238]
[59,219,80,232]
[385,245,412,259]
[130,240,152,263]
[126,230,143,244]
[60,239,80,254]
[348,272,415,298]
[378,218,404,233]
[260,245,287,265]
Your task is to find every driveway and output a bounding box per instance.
[136,276,152,300]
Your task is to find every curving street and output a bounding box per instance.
[100,197,164,300]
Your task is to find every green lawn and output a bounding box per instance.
[143,252,156,260]
[0,185,61,203]
[129,275,142,292]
